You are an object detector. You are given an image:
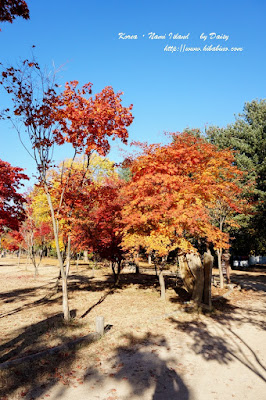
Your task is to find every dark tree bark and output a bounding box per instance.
[111,260,121,285]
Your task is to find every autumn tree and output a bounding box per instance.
[0,59,133,320]
[19,199,53,276]
[46,156,126,283]
[71,176,126,283]
[1,230,22,252]
[121,133,246,304]
[0,159,28,235]
[0,1,29,24]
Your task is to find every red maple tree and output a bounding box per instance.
[0,1,29,24]
[0,159,28,234]
[0,59,134,320]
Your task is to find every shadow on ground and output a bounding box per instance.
[230,273,266,292]
[84,333,189,400]
[168,299,266,384]
[0,311,88,399]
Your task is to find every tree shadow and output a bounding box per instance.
[0,283,51,304]
[67,271,165,293]
[0,310,94,399]
[80,289,115,319]
[0,311,76,363]
[0,267,178,323]
[169,309,266,383]
[211,297,266,330]
[0,284,62,320]
[230,273,266,292]
[76,271,176,319]
[82,332,190,400]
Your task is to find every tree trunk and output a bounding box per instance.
[148,254,152,265]
[203,250,213,307]
[111,261,118,285]
[62,273,70,321]
[44,186,70,321]
[111,260,122,285]
[217,248,224,289]
[29,246,39,278]
[135,253,140,274]
[158,267,166,300]
[178,254,194,295]
[117,260,121,277]
[75,252,81,270]
[65,235,71,278]
[186,253,204,304]
[223,250,231,284]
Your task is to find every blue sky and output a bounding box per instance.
[0,0,265,186]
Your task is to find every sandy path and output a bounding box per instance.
[44,297,266,400]
[0,261,265,399]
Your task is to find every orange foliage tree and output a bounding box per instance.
[121,132,247,303]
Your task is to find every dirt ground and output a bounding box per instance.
[0,257,265,400]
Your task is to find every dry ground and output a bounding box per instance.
[0,257,265,400]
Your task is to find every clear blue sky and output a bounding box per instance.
[0,0,265,186]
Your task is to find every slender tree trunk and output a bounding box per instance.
[135,253,140,274]
[111,260,122,285]
[223,250,231,284]
[158,267,166,300]
[111,261,118,285]
[203,250,213,307]
[61,274,69,320]
[217,218,225,289]
[29,247,39,278]
[65,235,71,278]
[44,186,70,321]
[117,260,121,277]
[75,252,81,270]
[217,248,224,289]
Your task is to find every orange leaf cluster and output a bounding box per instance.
[52,81,134,156]
[121,132,246,255]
